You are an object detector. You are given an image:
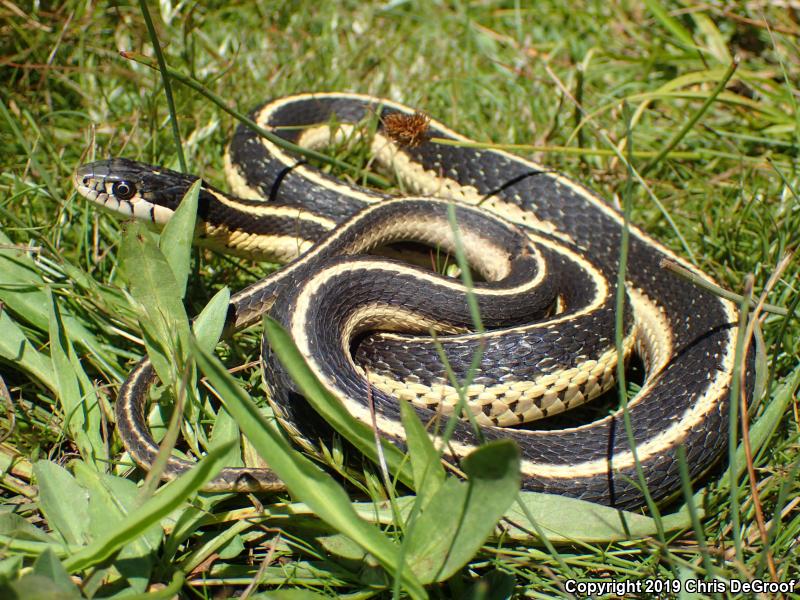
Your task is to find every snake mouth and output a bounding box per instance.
[72,159,185,224]
[73,163,113,207]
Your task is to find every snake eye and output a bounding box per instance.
[112,181,136,201]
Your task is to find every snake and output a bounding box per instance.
[73,92,752,508]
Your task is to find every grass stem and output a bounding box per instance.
[641,58,739,176]
[138,0,187,173]
[120,51,390,189]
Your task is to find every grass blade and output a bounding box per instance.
[404,440,520,584]
[727,276,753,564]
[0,230,117,379]
[72,463,160,592]
[641,0,698,51]
[47,292,105,469]
[138,0,186,172]
[191,339,426,599]
[62,440,235,572]
[0,309,56,391]
[641,59,739,176]
[31,548,80,598]
[399,400,445,509]
[262,316,414,488]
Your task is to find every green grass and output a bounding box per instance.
[1,1,799,598]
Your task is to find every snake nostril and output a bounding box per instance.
[82,177,90,185]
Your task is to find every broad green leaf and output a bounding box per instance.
[164,504,212,559]
[0,554,23,584]
[209,405,243,468]
[405,441,520,584]
[217,534,246,560]
[0,310,55,390]
[70,349,109,452]
[159,179,200,299]
[176,518,251,575]
[119,222,191,386]
[73,463,160,592]
[0,513,60,546]
[2,573,78,600]
[31,549,80,599]
[63,440,235,572]
[189,286,233,462]
[192,286,230,353]
[267,494,667,545]
[504,492,666,543]
[164,484,238,558]
[191,340,426,600]
[315,533,370,562]
[292,492,682,545]
[399,400,445,510]
[263,316,414,488]
[311,532,389,587]
[33,461,90,547]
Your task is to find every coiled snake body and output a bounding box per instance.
[74,93,750,508]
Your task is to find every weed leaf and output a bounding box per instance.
[193,286,230,353]
[63,440,235,572]
[119,222,191,386]
[31,548,80,599]
[399,400,445,509]
[33,461,90,547]
[159,179,200,299]
[191,339,427,599]
[405,440,520,583]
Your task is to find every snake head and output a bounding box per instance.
[73,158,201,224]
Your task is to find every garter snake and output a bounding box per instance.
[74,92,751,508]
